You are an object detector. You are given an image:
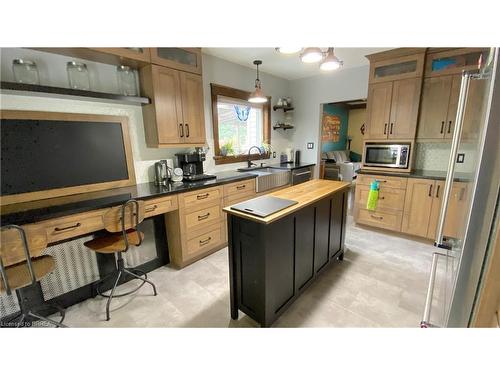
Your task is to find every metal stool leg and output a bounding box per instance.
[105,270,122,321]
[123,268,157,296]
[28,311,67,328]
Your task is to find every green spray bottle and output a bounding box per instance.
[366,180,380,211]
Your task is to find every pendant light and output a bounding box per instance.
[320,48,343,71]
[248,60,267,103]
[300,47,324,63]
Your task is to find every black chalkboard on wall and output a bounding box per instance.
[1,119,130,196]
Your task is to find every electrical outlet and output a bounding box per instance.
[307,142,314,149]
[457,153,465,163]
[272,151,276,158]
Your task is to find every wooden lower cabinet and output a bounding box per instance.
[166,178,256,268]
[355,174,469,240]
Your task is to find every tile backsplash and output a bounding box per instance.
[414,142,477,173]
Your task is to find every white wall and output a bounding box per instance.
[0,49,294,183]
[289,65,370,174]
[201,54,292,172]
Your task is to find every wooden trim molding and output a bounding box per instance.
[0,110,136,206]
[210,83,271,165]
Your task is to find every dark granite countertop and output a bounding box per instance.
[265,162,316,170]
[1,171,255,226]
[356,169,473,182]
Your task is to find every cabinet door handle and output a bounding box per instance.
[54,222,81,232]
[390,123,394,135]
[384,123,387,135]
[379,196,385,200]
[435,185,440,198]
[145,204,158,213]
[198,212,210,221]
[185,123,190,138]
[447,121,452,134]
[236,184,246,190]
[459,187,465,201]
[199,236,212,246]
[428,184,433,197]
[440,121,445,134]
[179,123,184,137]
[370,214,383,220]
[197,193,209,200]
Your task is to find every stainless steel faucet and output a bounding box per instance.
[247,146,262,168]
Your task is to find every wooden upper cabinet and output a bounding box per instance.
[367,50,425,84]
[389,78,421,139]
[401,178,435,237]
[365,82,393,139]
[150,48,202,75]
[417,76,454,139]
[179,72,206,143]
[139,65,206,147]
[425,48,489,77]
[90,48,151,63]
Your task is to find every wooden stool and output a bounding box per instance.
[0,225,66,328]
[84,199,157,321]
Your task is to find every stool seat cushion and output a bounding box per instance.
[84,229,144,254]
[0,255,55,293]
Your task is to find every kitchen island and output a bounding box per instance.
[223,179,351,327]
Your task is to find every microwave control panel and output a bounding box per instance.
[399,146,409,166]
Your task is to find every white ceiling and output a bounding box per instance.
[202,48,391,80]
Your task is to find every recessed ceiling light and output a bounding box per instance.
[276,47,302,54]
[320,48,343,71]
[300,47,324,63]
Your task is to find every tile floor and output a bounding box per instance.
[62,216,438,328]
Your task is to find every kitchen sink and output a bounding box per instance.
[238,167,290,192]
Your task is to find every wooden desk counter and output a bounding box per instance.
[225,178,351,327]
[223,179,351,225]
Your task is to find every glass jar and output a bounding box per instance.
[12,59,40,84]
[116,65,137,96]
[67,61,90,90]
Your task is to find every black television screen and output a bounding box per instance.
[1,119,129,196]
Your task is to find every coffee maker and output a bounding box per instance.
[176,149,216,181]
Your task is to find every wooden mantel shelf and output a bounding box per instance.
[223,179,351,224]
[0,81,151,106]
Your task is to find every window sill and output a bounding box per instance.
[213,152,270,165]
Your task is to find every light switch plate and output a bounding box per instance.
[457,153,465,163]
[307,142,314,149]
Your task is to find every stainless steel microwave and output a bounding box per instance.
[363,142,410,169]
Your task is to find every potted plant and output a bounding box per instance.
[220,139,235,156]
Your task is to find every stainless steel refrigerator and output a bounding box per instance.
[421,48,500,328]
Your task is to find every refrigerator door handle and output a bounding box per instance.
[434,72,472,246]
[421,252,452,328]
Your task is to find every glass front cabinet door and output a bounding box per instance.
[150,48,202,75]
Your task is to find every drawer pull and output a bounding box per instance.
[379,180,387,183]
[447,121,452,134]
[370,214,383,220]
[436,185,440,198]
[440,121,445,134]
[179,123,184,137]
[54,222,81,232]
[390,123,394,135]
[428,184,433,197]
[199,236,212,246]
[197,193,209,200]
[198,213,210,221]
[236,184,246,190]
[145,204,158,213]
[384,123,387,135]
[379,196,385,200]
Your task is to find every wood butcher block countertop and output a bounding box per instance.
[223,179,351,224]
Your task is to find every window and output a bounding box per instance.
[211,84,271,164]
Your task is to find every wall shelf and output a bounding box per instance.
[273,124,294,130]
[0,81,151,106]
[273,105,294,112]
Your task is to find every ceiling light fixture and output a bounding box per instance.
[276,47,302,54]
[300,47,324,63]
[320,48,343,71]
[248,60,267,103]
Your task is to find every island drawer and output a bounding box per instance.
[43,210,105,244]
[356,174,407,189]
[144,195,178,218]
[186,225,223,257]
[181,187,222,208]
[355,207,402,232]
[355,185,406,211]
[223,179,256,197]
[185,203,221,231]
